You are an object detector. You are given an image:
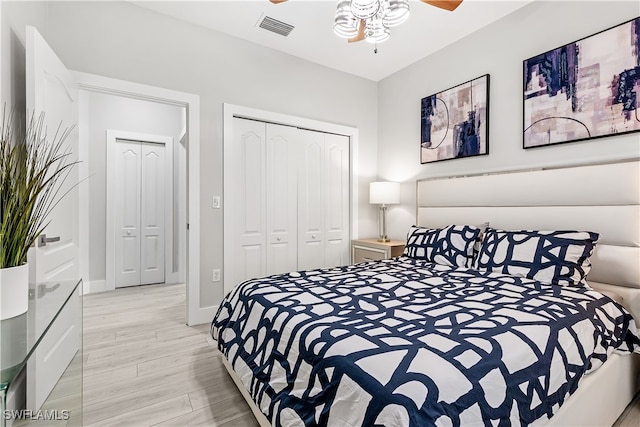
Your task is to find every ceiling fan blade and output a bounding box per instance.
[348,20,366,43]
[421,0,463,11]
[269,0,288,3]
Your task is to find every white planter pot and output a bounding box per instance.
[0,263,29,320]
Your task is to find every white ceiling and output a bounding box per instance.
[132,0,534,81]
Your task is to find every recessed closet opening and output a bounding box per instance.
[222,104,360,296]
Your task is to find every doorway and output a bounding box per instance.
[75,71,207,326]
[80,89,186,294]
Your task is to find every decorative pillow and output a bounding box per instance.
[475,228,600,287]
[403,225,481,267]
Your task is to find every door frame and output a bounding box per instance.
[75,71,205,326]
[177,128,187,285]
[106,131,175,290]
[222,103,360,295]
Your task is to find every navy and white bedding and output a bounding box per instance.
[211,257,640,427]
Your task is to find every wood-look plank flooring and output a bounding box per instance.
[83,283,258,427]
[84,283,640,427]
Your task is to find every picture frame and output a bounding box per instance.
[420,74,490,164]
[523,17,640,149]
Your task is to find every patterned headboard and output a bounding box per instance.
[416,160,640,323]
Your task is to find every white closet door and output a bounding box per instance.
[298,130,325,270]
[324,134,350,267]
[140,143,166,285]
[227,118,267,287]
[266,124,299,275]
[115,140,142,287]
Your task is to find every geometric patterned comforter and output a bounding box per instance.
[211,257,640,427]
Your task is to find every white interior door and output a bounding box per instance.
[225,118,266,291]
[266,124,298,276]
[324,134,350,266]
[114,140,142,287]
[114,140,165,288]
[25,25,80,412]
[26,25,79,283]
[298,130,350,270]
[140,143,166,285]
[298,130,325,270]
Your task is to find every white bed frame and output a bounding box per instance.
[222,159,640,427]
[416,159,640,427]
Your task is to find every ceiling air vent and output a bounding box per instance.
[257,15,294,37]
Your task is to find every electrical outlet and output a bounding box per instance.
[212,196,221,209]
[212,269,221,282]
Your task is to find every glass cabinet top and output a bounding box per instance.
[0,279,81,391]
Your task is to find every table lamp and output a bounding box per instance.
[369,181,400,242]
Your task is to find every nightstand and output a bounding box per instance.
[351,239,405,263]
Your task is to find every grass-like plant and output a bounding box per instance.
[0,110,77,269]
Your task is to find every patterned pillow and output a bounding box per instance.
[475,228,600,287]
[403,225,481,267]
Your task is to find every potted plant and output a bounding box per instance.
[0,111,76,319]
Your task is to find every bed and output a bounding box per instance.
[212,160,640,426]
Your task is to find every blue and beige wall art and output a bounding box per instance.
[420,74,489,164]
[524,17,640,148]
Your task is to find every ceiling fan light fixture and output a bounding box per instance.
[381,0,410,28]
[333,0,439,45]
[350,0,380,20]
[334,17,359,38]
[334,0,359,38]
[365,15,390,43]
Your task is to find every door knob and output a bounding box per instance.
[38,234,61,247]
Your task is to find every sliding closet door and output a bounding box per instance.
[114,140,142,287]
[140,143,166,285]
[324,134,350,266]
[298,130,350,270]
[227,118,267,286]
[266,124,298,275]
[298,131,325,270]
[114,140,166,288]
[225,117,351,293]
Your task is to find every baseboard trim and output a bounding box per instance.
[188,305,218,326]
[82,280,107,295]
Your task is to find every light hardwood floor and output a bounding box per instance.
[84,283,640,427]
[83,283,258,427]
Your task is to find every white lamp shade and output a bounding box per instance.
[370,181,400,205]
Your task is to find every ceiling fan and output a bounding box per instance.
[269,0,463,44]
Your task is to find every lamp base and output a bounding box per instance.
[377,237,390,243]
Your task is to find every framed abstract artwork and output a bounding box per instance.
[420,74,489,164]
[523,17,640,148]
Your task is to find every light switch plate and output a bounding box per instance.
[212,196,221,209]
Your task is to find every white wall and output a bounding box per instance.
[36,1,379,308]
[6,1,634,309]
[83,91,184,285]
[377,0,640,241]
